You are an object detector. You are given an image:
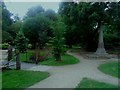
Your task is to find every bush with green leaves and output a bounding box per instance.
[1,43,9,49]
[50,16,66,61]
[15,30,28,53]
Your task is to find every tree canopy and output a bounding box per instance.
[59,2,120,51]
[21,5,59,48]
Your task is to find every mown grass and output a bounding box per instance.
[40,54,79,66]
[2,70,49,89]
[76,78,118,88]
[20,50,33,62]
[98,62,120,78]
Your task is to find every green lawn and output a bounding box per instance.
[20,50,33,62]
[76,78,118,88]
[40,54,79,66]
[2,70,49,89]
[98,62,120,78]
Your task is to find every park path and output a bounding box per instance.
[1,50,119,88]
[28,51,119,88]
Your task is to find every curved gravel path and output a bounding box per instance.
[28,51,119,88]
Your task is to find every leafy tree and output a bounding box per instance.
[15,29,28,53]
[50,16,66,61]
[1,1,14,43]
[59,2,98,50]
[2,2,13,31]
[23,5,58,48]
[22,15,50,48]
[10,20,22,39]
[2,30,13,43]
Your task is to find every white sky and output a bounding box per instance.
[4,0,62,19]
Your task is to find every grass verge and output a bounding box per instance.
[76,78,118,88]
[98,62,120,78]
[40,54,79,66]
[2,70,49,89]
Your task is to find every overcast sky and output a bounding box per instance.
[4,0,62,19]
[4,0,119,19]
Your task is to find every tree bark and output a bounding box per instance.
[8,45,13,61]
[16,50,21,70]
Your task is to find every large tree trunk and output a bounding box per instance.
[8,45,13,61]
[95,23,107,55]
[16,50,21,70]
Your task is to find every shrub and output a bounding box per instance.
[15,30,28,53]
[2,43,9,49]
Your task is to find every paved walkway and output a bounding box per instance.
[28,51,119,88]
[1,50,119,88]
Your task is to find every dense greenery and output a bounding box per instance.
[40,54,79,66]
[1,2,13,43]
[2,1,120,65]
[76,78,118,88]
[98,62,120,78]
[2,70,49,89]
[2,1,120,51]
[59,2,120,51]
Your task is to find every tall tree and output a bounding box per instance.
[50,16,66,61]
[22,14,50,48]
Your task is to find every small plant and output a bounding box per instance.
[15,29,28,53]
[14,29,28,69]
